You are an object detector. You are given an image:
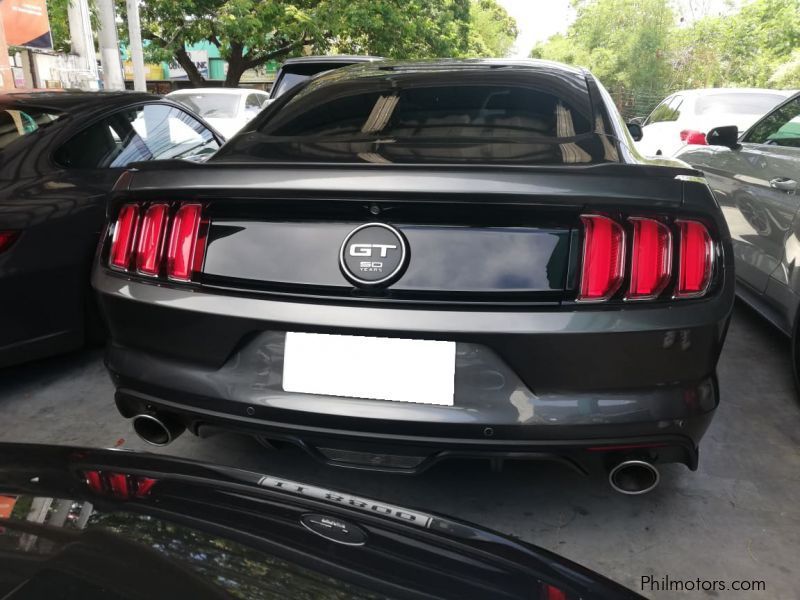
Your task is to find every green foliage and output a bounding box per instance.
[48,0,72,53]
[769,50,800,88]
[531,0,800,96]
[468,0,519,57]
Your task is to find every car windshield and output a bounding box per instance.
[0,105,63,150]
[694,92,786,117]
[171,93,239,119]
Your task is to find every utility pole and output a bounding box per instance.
[0,10,14,90]
[125,0,147,91]
[97,0,125,89]
[68,0,99,89]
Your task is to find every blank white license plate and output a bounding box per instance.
[282,332,455,406]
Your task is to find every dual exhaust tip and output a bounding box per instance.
[131,414,661,494]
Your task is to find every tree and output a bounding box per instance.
[133,0,479,87]
[530,0,675,91]
[468,0,519,57]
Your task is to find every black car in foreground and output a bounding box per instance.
[93,60,735,493]
[0,91,222,368]
[0,443,643,599]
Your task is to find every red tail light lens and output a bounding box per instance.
[0,231,19,253]
[676,220,714,298]
[136,204,169,276]
[578,215,625,301]
[109,204,140,271]
[680,129,707,145]
[166,203,203,281]
[542,584,568,600]
[627,218,672,300]
[107,472,130,499]
[83,471,158,499]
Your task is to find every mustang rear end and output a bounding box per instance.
[93,60,734,490]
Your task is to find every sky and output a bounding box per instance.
[497,0,743,58]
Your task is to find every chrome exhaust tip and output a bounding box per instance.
[132,414,185,447]
[608,460,660,495]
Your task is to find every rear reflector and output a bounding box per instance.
[627,218,672,300]
[109,204,139,271]
[680,129,707,145]
[0,231,19,254]
[136,204,169,276]
[578,215,625,301]
[166,203,203,281]
[676,220,714,298]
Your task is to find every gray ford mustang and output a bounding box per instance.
[93,59,735,493]
[676,92,800,385]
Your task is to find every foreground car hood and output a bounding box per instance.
[0,444,643,599]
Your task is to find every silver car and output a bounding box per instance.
[676,92,800,382]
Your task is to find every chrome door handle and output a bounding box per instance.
[770,178,797,192]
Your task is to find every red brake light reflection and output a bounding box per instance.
[578,215,625,302]
[166,203,203,281]
[0,231,19,254]
[676,220,714,298]
[627,218,672,300]
[109,204,139,271]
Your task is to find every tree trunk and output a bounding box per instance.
[174,46,206,87]
[223,41,246,87]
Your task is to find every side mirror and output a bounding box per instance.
[706,125,740,149]
[627,122,643,142]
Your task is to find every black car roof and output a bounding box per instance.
[0,90,158,114]
[281,55,384,65]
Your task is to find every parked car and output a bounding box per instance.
[93,59,734,493]
[675,92,800,382]
[0,91,223,368]
[167,87,270,139]
[0,443,644,599]
[637,88,793,157]
[268,55,384,100]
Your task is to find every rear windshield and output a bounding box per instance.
[229,73,618,166]
[694,93,786,117]
[0,105,63,150]
[171,93,240,119]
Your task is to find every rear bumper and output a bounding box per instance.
[96,271,731,472]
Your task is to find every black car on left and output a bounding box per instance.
[0,91,223,368]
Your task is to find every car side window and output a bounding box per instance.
[743,97,800,147]
[245,94,263,110]
[668,95,684,121]
[645,96,675,125]
[54,103,220,169]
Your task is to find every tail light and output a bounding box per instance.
[108,202,206,282]
[136,203,169,276]
[675,220,714,298]
[626,218,672,300]
[166,203,203,281]
[83,470,158,499]
[578,215,625,302]
[680,129,707,145]
[579,214,715,302]
[0,231,19,254]
[109,203,139,271]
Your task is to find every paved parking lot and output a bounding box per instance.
[1,301,799,599]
